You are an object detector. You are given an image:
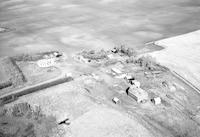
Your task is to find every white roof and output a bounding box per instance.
[111,68,122,74]
[37,58,56,68]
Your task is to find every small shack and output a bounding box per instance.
[130,80,140,88]
[127,87,148,103]
[111,67,122,75]
[112,97,120,104]
[151,97,161,105]
[125,74,134,80]
[162,81,176,92]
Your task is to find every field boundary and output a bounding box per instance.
[171,71,200,94]
[145,41,200,95]
[0,74,73,105]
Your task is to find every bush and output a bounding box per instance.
[2,57,26,86]
[136,56,157,70]
[126,56,137,63]
[12,102,32,117]
[0,80,12,90]
[12,51,60,62]
[81,49,108,60]
[136,56,169,71]
[0,103,63,137]
[127,48,137,57]
[112,45,137,57]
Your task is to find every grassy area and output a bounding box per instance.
[113,45,137,57]
[1,57,26,87]
[12,51,60,62]
[0,51,64,91]
[135,56,168,71]
[80,49,108,60]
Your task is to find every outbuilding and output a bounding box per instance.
[127,87,148,103]
[151,97,161,105]
[130,80,140,88]
[112,97,120,104]
[111,68,122,75]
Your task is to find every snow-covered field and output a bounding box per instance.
[1,0,200,56]
[149,30,200,90]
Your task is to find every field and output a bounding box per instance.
[1,0,200,57]
[0,65,8,83]
[148,30,200,90]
